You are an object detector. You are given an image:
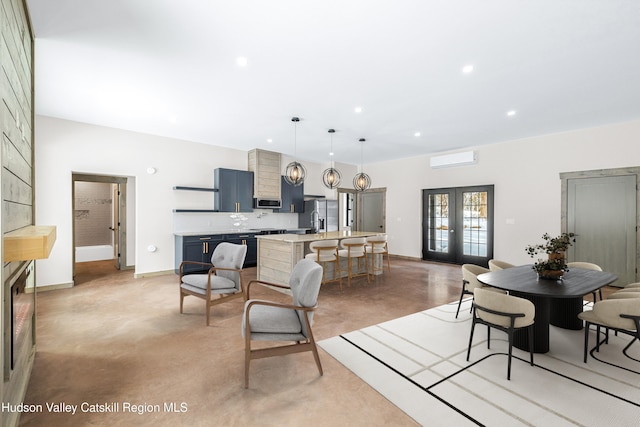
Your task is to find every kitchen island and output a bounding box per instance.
[257,231,386,286]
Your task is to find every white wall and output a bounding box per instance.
[35,116,249,286]
[368,119,640,265]
[35,115,640,287]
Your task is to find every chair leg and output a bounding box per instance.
[487,324,491,349]
[583,321,590,363]
[244,339,251,388]
[206,300,211,326]
[507,327,514,380]
[466,317,477,361]
[455,287,466,319]
[179,290,185,314]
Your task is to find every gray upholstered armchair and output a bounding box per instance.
[179,242,247,325]
[242,259,323,388]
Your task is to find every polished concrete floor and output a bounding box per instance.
[19,259,614,426]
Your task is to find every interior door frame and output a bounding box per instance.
[72,173,128,278]
[560,166,640,283]
[337,187,386,232]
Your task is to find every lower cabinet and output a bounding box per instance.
[175,234,224,274]
[175,232,257,274]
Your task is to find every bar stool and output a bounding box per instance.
[305,240,342,290]
[338,237,370,287]
[366,235,390,277]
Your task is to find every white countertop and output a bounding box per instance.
[256,230,384,243]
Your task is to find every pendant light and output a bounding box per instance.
[284,117,306,186]
[353,138,371,192]
[322,129,342,189]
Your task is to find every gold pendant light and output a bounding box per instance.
[353,138,371,192]
[284,117,306,186]
[322,129,342,189]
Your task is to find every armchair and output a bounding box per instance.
[242,259,324,388]
[179,242,247,325]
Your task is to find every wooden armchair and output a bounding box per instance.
[242,259,323,388]
[179,242,247,325]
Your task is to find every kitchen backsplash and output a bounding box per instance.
[173,211,300,233]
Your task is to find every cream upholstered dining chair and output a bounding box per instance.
[488,259,515,271]
[305,239,342,290]
[179,242,247,326]
[338,237,370,287]
[577,293,640,363]
[455,264,505,319]
[242,259,323,388]
[567,261,603,301]
[467,288,535,380]
[365,235,391,277]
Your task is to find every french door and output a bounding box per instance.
[422,185,494,266]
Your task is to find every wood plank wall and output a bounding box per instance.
[1,0,34,425]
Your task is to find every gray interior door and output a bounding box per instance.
[359,191,385,232]
[567,175,636,287]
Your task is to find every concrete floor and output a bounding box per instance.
[19,258,463,426]
[18,259,614,426]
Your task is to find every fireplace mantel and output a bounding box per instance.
[4,225,57,262]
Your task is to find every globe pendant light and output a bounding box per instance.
[322,129,342,189]
[353,138,371,192]
[284,117,306,186]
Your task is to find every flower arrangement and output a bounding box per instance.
[525,232,576,278]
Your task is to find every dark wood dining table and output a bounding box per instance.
[477,265,618,353]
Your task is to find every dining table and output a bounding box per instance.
[477,265,618,353]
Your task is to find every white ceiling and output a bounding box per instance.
[26,0,640,165]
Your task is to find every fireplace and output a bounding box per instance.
[10,263,34,371]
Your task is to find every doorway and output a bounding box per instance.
[72,174,128,282]
[338,188,386,232]
[422,185,494,266]
[561,168,640,287]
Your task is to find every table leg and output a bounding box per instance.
[549,297,583,330]
[512,293,550,353]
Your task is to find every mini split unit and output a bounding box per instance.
[429,150,477,168]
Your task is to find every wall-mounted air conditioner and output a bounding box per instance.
[429,150,477,168]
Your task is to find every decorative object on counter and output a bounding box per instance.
[322,129,342,189]
[230,213,248,228]
[284,117,306,186]
[353,138,371,192]
[525,232,576,280]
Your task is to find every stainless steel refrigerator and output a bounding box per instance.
[299,199,338,233]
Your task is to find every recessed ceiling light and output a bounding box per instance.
[266,138,273,143]
[354,107,362,113]
[236,57,248,67]
[507,110,517,117]
[462,65,474,73]
[414,132,421,137]
[329,151,334,156]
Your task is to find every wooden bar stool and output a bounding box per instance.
[305,240,342,290]
[338,237,370,287]
[366,235,390,277]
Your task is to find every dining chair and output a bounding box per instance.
[305,239,342,290]
[242,259,323,388]
[567,261,603,301]
[577,296,640,363]
[467,288,535,380]
[455,264,506,318]
[179,242,247,325]
[488,259,515,271]
[338,237,370,287]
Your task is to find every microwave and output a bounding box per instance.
[254,198,282,209]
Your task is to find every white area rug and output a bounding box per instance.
[319,299,640,426]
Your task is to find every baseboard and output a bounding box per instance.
[134,269,175,279]
[28,282,74,293]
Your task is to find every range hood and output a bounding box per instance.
[254,198,281,209]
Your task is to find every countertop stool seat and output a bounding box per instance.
[338,237,370,287]
[366,235,391,278]
[305,240,342,290]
